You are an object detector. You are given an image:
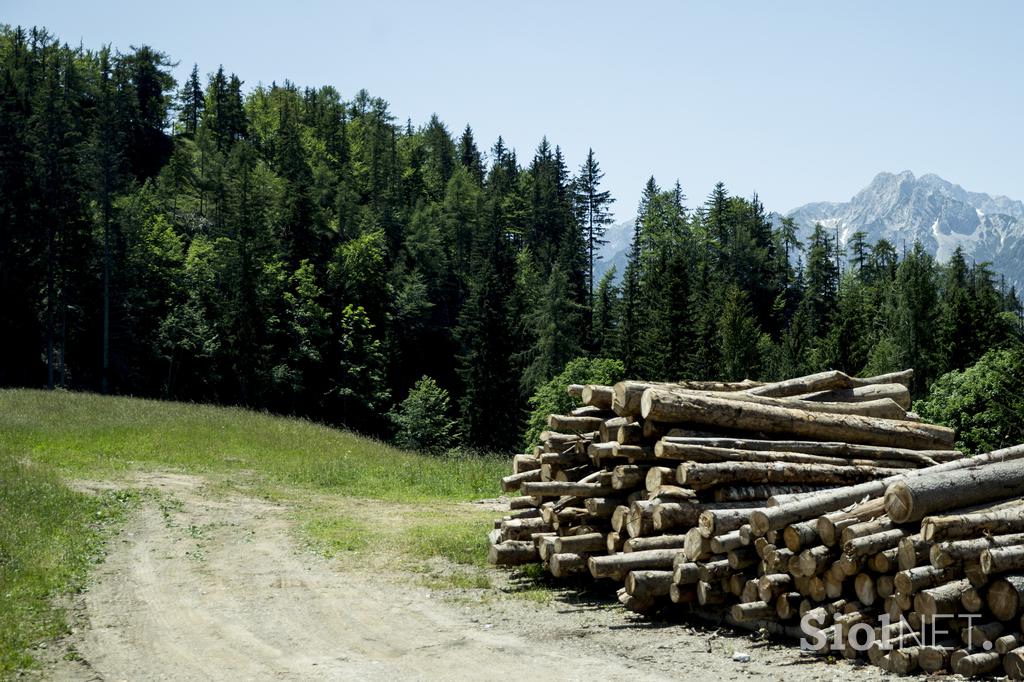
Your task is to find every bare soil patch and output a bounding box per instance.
[36,473,891,681]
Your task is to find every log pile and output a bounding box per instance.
[487,369,1024,677]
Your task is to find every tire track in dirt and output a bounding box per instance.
[45,473,672,681]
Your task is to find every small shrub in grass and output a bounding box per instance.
[522,357,625,448]
[389,376,458,454]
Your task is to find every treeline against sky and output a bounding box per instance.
[2,26,1021,451]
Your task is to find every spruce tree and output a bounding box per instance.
[521,260,584,392]
[176,64,204,137]
[457,124,485,185]
[573,148,615,302]
[592,267,620,356]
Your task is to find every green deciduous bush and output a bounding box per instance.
[914,343,1024,453]
[523,356,625,448]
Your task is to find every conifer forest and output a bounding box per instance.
[2,26,1022,453]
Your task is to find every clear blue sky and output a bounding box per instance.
[5,1,1023,220]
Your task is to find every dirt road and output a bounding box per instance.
[40,473,888,681]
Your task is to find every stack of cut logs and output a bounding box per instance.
[488,369,1024,677]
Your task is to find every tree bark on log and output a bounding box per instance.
[541,430,595,448]
[547,414,606,433]
[897,535,929,571]
[625,500,656,538]
[656,442,904,467]
[587,442,616,462]
[757,573,792,602]
[750,445,1024,535]
[648,484,697,502]
[660,436,951,466]
[625,569,673,600]
[746,369,912,399]
[997,634,1023,655]
[817,498,887,548]
[500,517,554,541]
[645,466,676,491]
[521,481,614,498]
[652,500,759,532]
[512,454,541,473]
[782,521,820,552]
[894,565,964,595]
[797,383,912,410]
[698,559,733,582]
[549,552,588,577]
[956,652,1002,677]
[606,531,626,554]
[678,461,897,491]
[711,530,745,554]
[571,406,613,419]
[915,581,966,617]
[583,497,622,518]
[1007,646,1024,679]
[612,379,764,417]
[698,507,765,538]
[488,540,537,565]
[717,483,827,503]
[870,548,899,573]
[611,464,647,490]
[983,545,1024,576]
[615,421,644,445]
[931,533,1024,569]
[588,548,684,580]
[581,384,614,410]
[508,496,538,510]
[624,534,688,553]
[661,386,909,419]
[683,527,714,562]
[552,464,589,482]
[918,645,953,673]
[598,416,629,443]
[500,468,542,493]
[731,600,777,622]
[642,389,954,450]
[885,457,1024,523]
[798,545,836,576]
[840,516,896,547]
[921,503,1024,541]
[987,575,1024,621]
[962,585,985,613]
[843,524,909,557]
[611,443,654,460]
[553,532,606,555]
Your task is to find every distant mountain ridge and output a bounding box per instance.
[597,172,1024,288]
[788,171,1024,287]
[593,219,633,284]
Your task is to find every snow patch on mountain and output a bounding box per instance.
[788,171,1024,287]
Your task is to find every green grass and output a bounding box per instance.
[0,389,506,501]
[302,515,374,554]
[0,458,136,674]
[0,388,510,676]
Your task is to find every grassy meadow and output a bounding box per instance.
[0,389,509,675]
